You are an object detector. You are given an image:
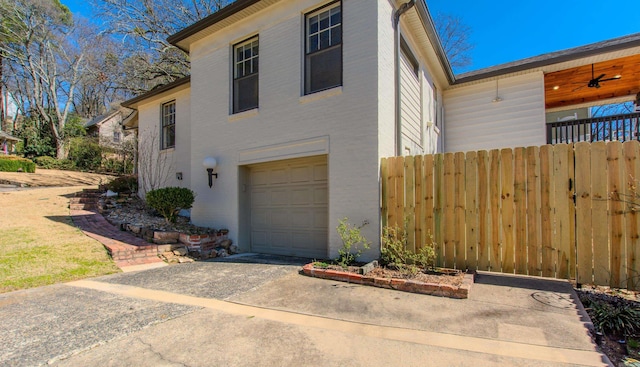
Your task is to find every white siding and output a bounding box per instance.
[443,72,546,152]
[400,48,422,155]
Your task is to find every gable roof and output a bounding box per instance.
[84,110,121,128]
[0,130,19,142]
[121,76,191,109]
[454,33,640,84]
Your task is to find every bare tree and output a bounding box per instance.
[434,13,473,70]
[0,0,88,158]
[96,0,230,93]
[137,125,173,196]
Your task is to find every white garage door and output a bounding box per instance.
[249,156,328,258]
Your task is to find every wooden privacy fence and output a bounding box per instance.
[381,140,640,290]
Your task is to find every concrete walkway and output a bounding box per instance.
[0,255,611,367]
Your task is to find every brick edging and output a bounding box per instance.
[301,263,473,299]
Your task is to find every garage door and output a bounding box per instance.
[249,156,328,258]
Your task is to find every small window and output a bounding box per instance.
[161,101,176,150]
[305,1,342,94]
[233,37,259,113]
[113,131,121,143]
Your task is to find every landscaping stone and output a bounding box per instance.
[219,239,232,249]
[228,244,238,254]
[153,231,180,244]
[173,248,188,256]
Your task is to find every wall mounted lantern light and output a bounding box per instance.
[202,157,218,188]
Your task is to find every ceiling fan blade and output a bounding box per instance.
[594,73,606,81]
[599,76,622,82]
[572,85,586,92]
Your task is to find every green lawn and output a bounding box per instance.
[0,187,120,293]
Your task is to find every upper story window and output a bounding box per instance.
[305,1,342,95]
[113,131,121,143]
[233,37,259,113]
[161,101,176,150]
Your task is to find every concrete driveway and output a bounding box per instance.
[0,254,610,367]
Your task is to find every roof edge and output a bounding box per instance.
[167,0,261,49]
[454,33,640,84]
[415,1,455,85]
[121,76,191,109]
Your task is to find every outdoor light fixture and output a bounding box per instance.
[492,79,502,103]
[202,157,218,188]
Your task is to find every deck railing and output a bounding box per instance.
[546,112,640,144]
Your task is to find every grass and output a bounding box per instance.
[0,187,120,293]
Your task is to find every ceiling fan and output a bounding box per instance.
[586,64,621,88]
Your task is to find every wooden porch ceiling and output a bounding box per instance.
[544,54,640,109]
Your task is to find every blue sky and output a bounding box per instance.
[64,0,639,75]
[426,0,640,73]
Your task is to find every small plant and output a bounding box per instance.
[312,261,330,269]
[106,175,138,194]
[335,217,370,268]
[145,187,195,223]
[590,300,640,336]
[381,224,437,276]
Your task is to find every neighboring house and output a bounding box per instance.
[0,130,19,155]
[84,109,134,147]
[122,0,640,261]
[444,34,640,151]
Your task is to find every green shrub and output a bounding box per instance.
[106,175,138,194]
[591,301,640,336]
[33,156,77,170]
[145,187,195,223]
[68,137,102,171]
[381,224,437,275]
[335,217,371,268]
[0,156,36,173]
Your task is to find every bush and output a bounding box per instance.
[336,218,371,268]
[33,156,77,170]
[0,156,36,173]
[106,175,138,194]
[68,137,102,171]
[145,187,195,223]
[381,224,437,275]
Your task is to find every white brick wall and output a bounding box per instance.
[189,0,381,260]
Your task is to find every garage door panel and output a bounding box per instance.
[249,156,327,258]
[313,164,328,181]
[313,187,328,205]
[291,165,313,183]
[291,188,312,205]
[271,189,289,206]
[251,209,269,227]
[251,189,270,207]
[270,168,288,184]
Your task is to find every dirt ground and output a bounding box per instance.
[0,169,116,187]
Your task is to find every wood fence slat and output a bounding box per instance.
[424,155,435,248]
[414,155,424,251]
[623,141,640,291]
[454,152,466,270]
[394,156,405,229]
[443,153,456,268]
[386,157,398,227]
[514,147,527,275]
[608,141,625,288]
[591,142,610,286]
[553,144,572,279]
[501,148,515,273]
[381,158,389,227]
[539,145,555,277]
[489,149,502,272]
[434,154,445,266]
[568,144,577,281]
[477,150,490,271]
[405,156,416,253]
[575,142,593,285]
[526,146,541,276]
[465,151,479,270]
